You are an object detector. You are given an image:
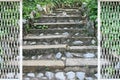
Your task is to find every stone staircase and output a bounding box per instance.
[23,8,97,80]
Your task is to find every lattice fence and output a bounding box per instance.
[100,0,120,79]
[0,0,21,79]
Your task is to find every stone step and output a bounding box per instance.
[24,36,95,40]
[34,22,85,26]
[23,48,97,57]
[66,58,97,66]
[23,60,65,68]
[28,29,86,34]
[34,15,84,23]
[23,36,96,46]
[56,8,79,11]
[23,44,67,50]
[34,18,82,23]
[69,46,97,50]
[32,24,84,29]
[23,34,69,40]
[23,44,97,50]
[23,58,97,67]
[53,11,81,15]
[66,58,98,66]
[44,13,81,17]
[39,15,81,18]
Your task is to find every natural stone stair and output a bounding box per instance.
[23,8,97,79]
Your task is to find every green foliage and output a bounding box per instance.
[35,25,48,29]
[86,0,97,20]
[23,0,97,30]
[51,0,82,8]
[23,0,55,19]
[45,67,50,71]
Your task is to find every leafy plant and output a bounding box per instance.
[86,0,97,20]
[35,25,48,29]
[45,67,50,71]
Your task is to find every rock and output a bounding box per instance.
[82,2,87,9]
[62,32,69,36]
[43,42,48,45]
[55,72,66,80]
[31,56,37,60]
[40,33,44,36]
[41,77,48,80]
[55,32,60,35]
[23,19,27,24]
[115,62,120,69]
[61,57,66,60]
[36,4,43,11]
[24,41,27,45]
[31,78,39,80]
[65,52,73,58]
[72,41,83,45]
[67,39,70,42]
[37,55,43,59]
[23,77,30,80]
[86,21,94,36]
[30,42,36,45]
[6,73,15,78]
[69,20,74,22]
[55,52,62,59]
[62,11,67,16]
[64,27,68,29]
[30,10,36,19]
[36,73,44,78]
[45,71,54,80]
[29,12,34,19]
[46,54,53,59]
[71,53,83,57]
[91,40,96,45]
[76,72,85,80]
[83,53,95,58]
[85,77,94,80]
[27,73,35,77]
[66,71,75,80]
[75,33,79,36]
[54,41,59,44]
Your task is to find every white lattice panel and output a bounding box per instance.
[98,0,120,79]
[0,0,22,80]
